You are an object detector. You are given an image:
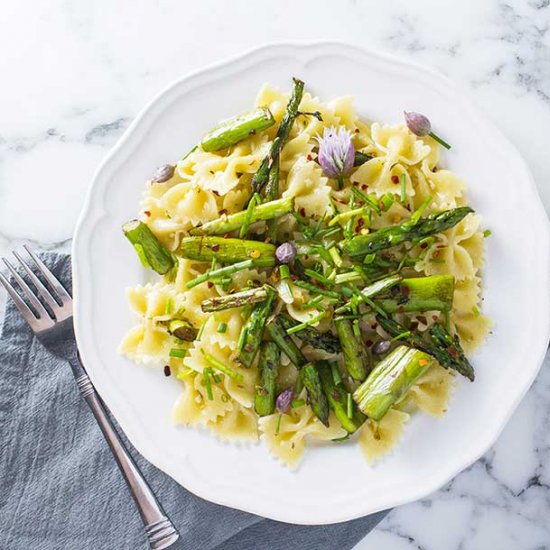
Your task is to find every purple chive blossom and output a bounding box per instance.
[275,242,297,264]
[404,111,452,150]
[404,111,431,137]
[317,127,355,182]
[276,388,294,414]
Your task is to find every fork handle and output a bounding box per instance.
[76,373,180,550]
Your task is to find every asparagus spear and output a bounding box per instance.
[377,275,454,313]
[254,341,280,416]
[335,274,402,314]
[341,207,474,257]
[190,197,293,236]
[266,319,306,367]
[122,220,174,275]
[167,319,197,341]
[334,318,370,381]
[279,316,341,354]
[429,323,474,381]
[265,160,280,242]
[266,319,329,426]
[318,361,366,433]
[376,315,475,381]
[201,286,270,312]
[201,107,275,152]
[178,236,276,266]
[353,345,435,421]
[238,289,276,367]
[301,363,330,427]
[251,78,304,195]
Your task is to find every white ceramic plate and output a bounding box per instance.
[73,42,550,524]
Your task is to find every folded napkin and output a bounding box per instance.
[0,252,388,550]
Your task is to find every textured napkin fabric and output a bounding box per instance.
[0,253,388,550]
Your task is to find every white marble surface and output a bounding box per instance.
[1,1,549,548]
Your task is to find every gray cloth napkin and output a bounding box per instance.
[0,252,388,550]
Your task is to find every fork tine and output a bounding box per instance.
[23,245,72,303]
[13,250,62,312]
[0,270,41,328]
[2,258,51,320]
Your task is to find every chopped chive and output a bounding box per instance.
[279,264,290,279]
[352,319,361,338]
[279,279,294,303]
[307,295,327,309]
[407,196,432,226]
[379,193,395,212]
[472,305,480,317]
[330,362,342,386]
[169,348,187,358]
[293,280,340,299]
[203,368,214,400]
[291,398,306,409]
[483,229,492,238]
[197,320,207,341]
[275,413,282,436]
[217,322,227,333]
[320,226,343,240]
[355,292,388,317]
[186,259,256,289]
[328,207,365,227]
[334,271,363,285]
[164,297,173,315]
[430,258,446,264]
[346,393,353,419]
[400,173,407,204]
[201,350,244,382]
[350,187,381,214]
[211,371,221,384]
[240,193,260,238]
[391,330,411,342]
[304,268,333,286]
[285,311,326,335]
[328,247,343,267]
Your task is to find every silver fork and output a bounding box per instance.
[0,245,179,550]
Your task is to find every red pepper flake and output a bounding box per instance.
[223,233,230,239]
[410,322,419,331]
[361,184,368,190]
[417,315,428,325]
[219,209,228,216]
[143,210,151,217]
[290,274,298,281]
[379,200,386,211]
[401,285,410,297]
[420,242,428,249]
[397,306,405,314]
[365,339,373,347]
[164,365,171,377]
[432,315,439,321]
[299,207,306,217]
[236,172,243,178]
[212,190,220,196]
[211,244,220,252]
[357,218,365,228]
[371,323,378,330]
[447,347,458,358]
[391,175,399,184]
[207,282,214,289]
[352,181,359,186]
[306,154,313,161]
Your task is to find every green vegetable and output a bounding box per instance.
[334,318,370,381]
[318,362,366,433]
[301,363,329,427]
[188,259,257,290]
[238,289,276,367]
[178,236,276,266]
[190,197,293,236]
[341,207,474,256]
[353,345,434,421]
[353,151,374,166]
[202,350,244,382]
[122,220,174,275]
[251,78,304,196]
[265,161,280,242]
[279,316,341,354]
[376,315,475,381]
[254,342,280,416]
[377,275,455,313]
[201,285,270,312]
[201,106,275,152]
